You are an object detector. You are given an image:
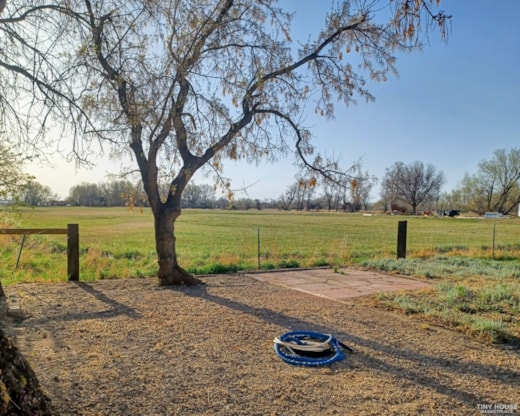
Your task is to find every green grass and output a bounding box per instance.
[368,257,520,344]
[2,207,520,283]
[1,206,520,345]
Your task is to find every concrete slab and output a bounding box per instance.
[247,268,431,303]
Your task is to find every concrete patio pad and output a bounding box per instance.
[247,268,431,303]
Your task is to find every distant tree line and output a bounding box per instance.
[68,181,137,207]
[22,181,57,207]
[15,147,520,216]
[377,148,520,215]
[275,163,376,212]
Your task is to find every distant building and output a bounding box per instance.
[48,200,68,206]
[484,212,505,219]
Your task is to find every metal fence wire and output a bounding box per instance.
[1,213,519,282]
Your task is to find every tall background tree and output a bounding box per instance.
[449,173,489,215]
[181,184,217,209]
[346,164,376,211]
[21,180,55,206]
[0,0,450,285]
[450,148,520,215]
[381,161,445,214]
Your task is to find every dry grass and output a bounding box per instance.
[3,275,520,416]
[3,207,520,283]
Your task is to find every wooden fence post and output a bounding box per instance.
[397,220,407,259]
[67,224,79,281]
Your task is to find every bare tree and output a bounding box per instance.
[98,180,137,207]
[181,183,216,208]
[320,178,338,212]
[318,161,375,211]
[451,148,520,215]
[1,0,450,285]
[22,180,55,206]
[68,182,105,206]
[278,184,298,211]
[477,148,520,215]
[449,173,489,215]
[348,164,376,211]
[382,161,445,214]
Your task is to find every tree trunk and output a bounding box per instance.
[0,301,55,416]
[154,209,201,286]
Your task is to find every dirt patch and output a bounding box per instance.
[2,275,519,416]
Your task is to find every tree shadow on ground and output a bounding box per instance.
[170,282,520,408]
[22,282,142,325]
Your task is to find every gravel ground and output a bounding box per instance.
[2,274,519,416]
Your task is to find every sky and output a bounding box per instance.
[27,1,520,201]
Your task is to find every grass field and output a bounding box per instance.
[1,206,519,345]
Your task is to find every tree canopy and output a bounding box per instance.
[381,161,445,214]
[451,148,520,215]
[0,142,33,202]
[1,0,451,284]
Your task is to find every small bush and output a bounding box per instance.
[468,318,509,344]
[278,259,300,269]
[187,262,239,275]
[115,249,143,260]
[261,262,276,270]
[437,283,474,306]
[391,295,424,314]
[312,258,330,267]
[480,283,515,304]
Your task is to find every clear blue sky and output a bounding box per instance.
[29,1,520,201]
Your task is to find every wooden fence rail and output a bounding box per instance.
[0,224,79,281]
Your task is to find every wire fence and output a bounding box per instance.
[1,214,519,283]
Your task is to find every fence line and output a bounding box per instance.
[1,217,519,282]
[0,224,79,281]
